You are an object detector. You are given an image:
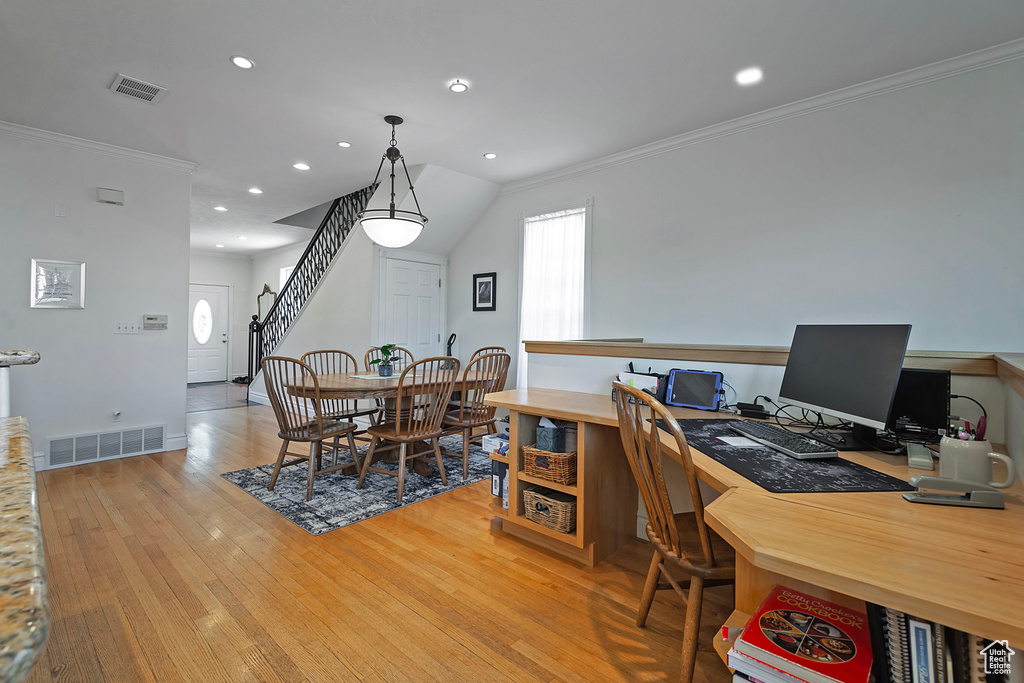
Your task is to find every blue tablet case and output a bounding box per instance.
[664,369,723,410]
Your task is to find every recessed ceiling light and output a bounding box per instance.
[237,236,247,240]
[231,55,255,69]
[735,67,763,86]
[337,141,351,148]
[214,205,228,212]
[293,162,310,171]
[215,244,225,248]
[449,79,469,93]
[483,153,497,160]
[248,187,262,194]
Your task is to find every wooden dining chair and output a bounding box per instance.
[357,356,460,503]
[441,352,511,479]
[469,345,507,362]
[300,350,381,441]
[448,346,507,408]
[261,356,362,501]
[612,381,736,683]
[364,346,415,423]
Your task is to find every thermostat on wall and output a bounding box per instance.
[143,314,168,330]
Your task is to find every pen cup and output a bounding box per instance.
[938,436,1016,488]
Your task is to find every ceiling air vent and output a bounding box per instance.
[109,73,167,104]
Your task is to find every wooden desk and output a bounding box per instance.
[484,388,1024,647]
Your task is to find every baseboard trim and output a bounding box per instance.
[166,434,187,452]
[247,390,271,406]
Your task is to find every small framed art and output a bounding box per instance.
[30,259,86,309]
[473,272,496,312]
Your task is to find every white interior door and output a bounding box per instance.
[187,284,229,383]
[383,258,442,361]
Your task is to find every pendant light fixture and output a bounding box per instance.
[358,115,428,248]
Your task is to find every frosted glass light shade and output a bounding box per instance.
[360,213,425,248]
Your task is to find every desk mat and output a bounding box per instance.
[655,418,913,494]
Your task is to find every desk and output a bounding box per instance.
[483,388,1024,647]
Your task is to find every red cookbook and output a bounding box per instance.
[733,585,873,683]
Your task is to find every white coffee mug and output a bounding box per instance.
[938,436,1016,488]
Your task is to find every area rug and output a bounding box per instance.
[221,434,493,535]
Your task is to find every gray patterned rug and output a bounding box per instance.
[221,434,492,535]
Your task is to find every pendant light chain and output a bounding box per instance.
[357,114,428,249]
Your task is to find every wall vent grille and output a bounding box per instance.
[109,73,167,103]
[47,425,166,468]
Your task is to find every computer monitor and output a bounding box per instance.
[886,368,950,440]
[778,324,912,449]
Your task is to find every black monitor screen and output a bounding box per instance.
[778,324,912,429]
[886,368,950,437]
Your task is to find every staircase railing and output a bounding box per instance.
[248,184,376,389]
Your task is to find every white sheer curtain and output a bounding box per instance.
[517,206,587,388]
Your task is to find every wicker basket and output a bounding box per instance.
[522,444,577,485]
[522,486,577,534]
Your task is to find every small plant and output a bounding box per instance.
[369,344,396,375]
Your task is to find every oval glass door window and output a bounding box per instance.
[193,298,213,344]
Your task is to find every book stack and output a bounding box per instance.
[864,604,1006,683]
[727,586,1012,683]
[728,585,873,683]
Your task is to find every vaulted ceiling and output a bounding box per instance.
[2,0,1023,254]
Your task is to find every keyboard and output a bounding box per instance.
[729,421,839,459]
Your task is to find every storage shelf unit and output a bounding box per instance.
[489,406,636,567]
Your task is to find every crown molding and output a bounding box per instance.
[0,120,199,174]
[499,37,1024,197]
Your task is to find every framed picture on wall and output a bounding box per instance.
[30,258,86,309]
[473,272,496,311]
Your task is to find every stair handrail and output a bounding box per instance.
[247,184,376,389]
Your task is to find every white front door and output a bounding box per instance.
[187,284,229,383]
[383,258,442,360]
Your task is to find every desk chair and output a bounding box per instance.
[612,382,736,683]
[261,356,361,501]
[300,350,381,441]
[357,357,460,503]
[441,352,511,479]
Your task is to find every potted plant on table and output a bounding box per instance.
[369,344,397,376]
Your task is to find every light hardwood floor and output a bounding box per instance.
[29,404,734,682]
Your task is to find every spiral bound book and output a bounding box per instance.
[883,607,912,683]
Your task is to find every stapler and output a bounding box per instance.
[902,475,1004,509]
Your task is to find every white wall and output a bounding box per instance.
[189,252,253,379]
[0,124,194,463]
[251,241,307,307]
[247,230,377,402]
[448,57,1024,392]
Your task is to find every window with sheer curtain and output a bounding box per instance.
[517,203,590,387]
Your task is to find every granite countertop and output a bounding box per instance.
[0,353,40,368]
[0,417,48,683]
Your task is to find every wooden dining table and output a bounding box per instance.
[286,369,492,475]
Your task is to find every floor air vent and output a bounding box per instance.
[47,425,166,468]
[109,73,167,103]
